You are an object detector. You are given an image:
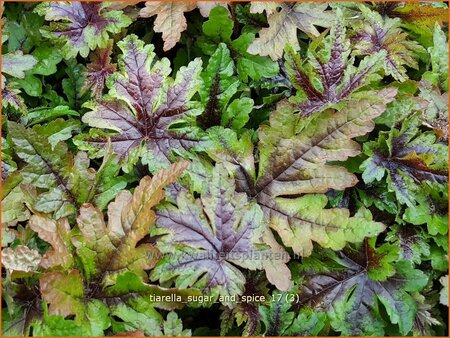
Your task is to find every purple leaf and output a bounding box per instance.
[81,40,116,98]
[352,6,425,82]
[361,112,448,207]
[297,241,428,335]
[34,2,132,58]
[285,22,385,116]
[151,165,290,304]
[78,35,203,173]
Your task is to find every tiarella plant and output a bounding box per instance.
[1,2,448,337]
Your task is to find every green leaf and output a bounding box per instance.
[110,302,162,336]
[163,311,191,336]
[404,183,448,235]
[284,310,328,336]
[9,121,96,219]
[231,32,279,81]
[30,45,63,76]
[201,6,233,42]
[33,119,81,150]
[198,43,242,129]
[259,289,296,335]
[62,59,87,109]
[105,271,200,311]
[1,172,33,227]
[422,24,448,91]
[299,244,428,335]
[21,106,79,126]
[198,6,278,81]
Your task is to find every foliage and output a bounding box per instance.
[1,2,448,337]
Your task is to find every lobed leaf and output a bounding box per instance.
[151,165,291,304]
[9,122,95,219]
[422,24,449,91]
[74,161,189,284]
[285,19,385,116]
[29,214,73,269]
[361,112,448,207]
[198,6,278,82]
[139,2,196,52]
[77,35,203,173]
[298,242,428,335]
[352,5,426,82]
[248,2,333,60]
[81,40,116,98]
[252,90,396,255]
[34,2,132,58]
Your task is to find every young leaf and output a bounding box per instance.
[352,6,425,82]
[198,43,253,131]
[151,165,290,304]
[361,113,448,207]
[81,40,116,98]
[198,6,279,82]
[77,35,203,173]
[34,2,132,58]
[248,2,333,60]
[298,242,428,335]
[284,21,385,116]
